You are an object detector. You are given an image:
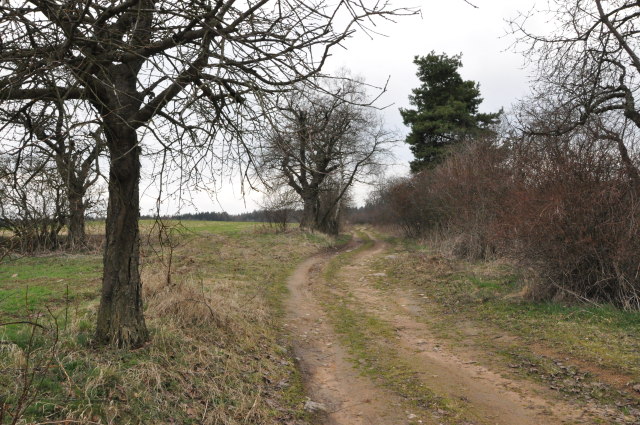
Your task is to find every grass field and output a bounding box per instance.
[0,221,338,424]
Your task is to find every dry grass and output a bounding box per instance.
[0,222,336,424]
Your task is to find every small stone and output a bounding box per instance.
[408,413,417,419]
[304,400,327,413]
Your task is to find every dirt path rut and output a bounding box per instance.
[286,233,599,425]
[286,254,409,424]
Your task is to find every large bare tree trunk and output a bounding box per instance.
[95,125,148,348]
[300,195,319,230]
[318,196,341,235]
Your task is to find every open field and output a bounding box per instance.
[0,221,341,424]
[2,223,640,424]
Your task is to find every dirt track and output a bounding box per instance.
[285,232,605,425]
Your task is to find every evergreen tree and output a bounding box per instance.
[400,52,500,172]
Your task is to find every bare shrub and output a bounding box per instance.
[374,137,510,256]
[425,138,511,258]
[499,130,640,309]
[0,157,67,253]
[259,188,300,233]
[382,175,434,238]
[374,129,640,309]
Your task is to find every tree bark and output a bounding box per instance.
[318,195,341,235]
[67,189,86,249]
[300,194,320,230]
[95,125,148,348]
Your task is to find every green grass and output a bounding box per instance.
[84,219,260,235]
[167,220,259,235]
[478,300,640,377]
[0,220,336,424]
[0,254,102,322]
[0,255,102,282]
[0,286,55,315]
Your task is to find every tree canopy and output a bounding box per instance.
[400,52,500,172]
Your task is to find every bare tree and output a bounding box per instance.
[510,0,640,186]
[0,100,105,249]
[259,185,300,232]
[0,154,67,252]
[259,77,395,234]
[316,174,353,234]
[0,1,413,347]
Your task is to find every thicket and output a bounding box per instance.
[365,130,640,310]
[0,156,105,255]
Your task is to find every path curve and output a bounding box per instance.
[286,231,601,425]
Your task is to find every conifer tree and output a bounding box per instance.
[400,52,500,172]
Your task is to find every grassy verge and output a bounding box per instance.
[371,234,640,419]
[0,221,335,424]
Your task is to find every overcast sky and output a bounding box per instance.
[140,0,537,216]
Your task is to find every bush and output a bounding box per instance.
[498,132,640,309]
[372,138,510,257]
[372,131,640,310]
[0,159,67,253]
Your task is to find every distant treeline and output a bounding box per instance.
[141,209,302,223]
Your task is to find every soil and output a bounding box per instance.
[285,231,630,425]
[286,255,409,425]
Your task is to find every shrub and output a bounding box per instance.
[498,132,640,309]
[372,131,640,309]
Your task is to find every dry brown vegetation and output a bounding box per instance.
[364,131,640,310]
[0,222,336,424]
